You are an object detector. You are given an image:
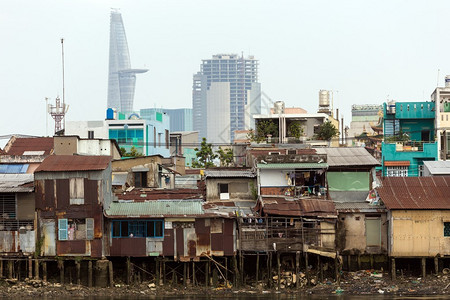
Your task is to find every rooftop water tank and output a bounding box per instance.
[319,90,330,107]
[273,101,285,114]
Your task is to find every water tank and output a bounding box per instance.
[387,100,396,114]
[273,101,285,114]
[445,75,450,88]
[319,90,330,107]
[106,108,114,120]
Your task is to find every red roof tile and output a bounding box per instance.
[6,137,54,155]
[378,176,450,210]
[35,155,111,172]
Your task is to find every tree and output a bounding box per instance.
[315,121,339,141]
[217,147,234,167]
[191,138,217,168]
[120,146,143,157]
[249,120,279,142]
[288,121,304,139]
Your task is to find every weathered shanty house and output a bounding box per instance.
[204,168,256,202]
[34,155,113,257]
[104,199,236,259]
[0,137,55,256]
[111,155,185,191]
[314,148,386,269]
[53,135,122,159]
[378,176,450,278]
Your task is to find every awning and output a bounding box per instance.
[384,161,410,167]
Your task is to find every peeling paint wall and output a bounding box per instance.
[390,210,450,257]
[206,178,256,201]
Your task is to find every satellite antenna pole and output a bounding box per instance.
[61,38,66,129]
[437,69,440,87]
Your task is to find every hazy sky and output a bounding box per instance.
[1,0,449,141]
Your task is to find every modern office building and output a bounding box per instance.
[348,104,383,144]
[163,108,193,132]
[192,54,261,144]
[107,10,148,113]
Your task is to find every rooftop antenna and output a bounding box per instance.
[48,38,69,135]
[437,69,440,87]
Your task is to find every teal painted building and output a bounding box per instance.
[382,101,437,177]
[107,109,170,157]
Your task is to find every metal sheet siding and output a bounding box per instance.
[44,179,54,209]
[162,229,174,256]
[18,230,35,253]
[176,228,183,258]
[0,231,17,252]
[90,239,103,258]
[110,238,147,257]
[57,240,87,256]
[105,200,204,217]
[42,219,56,256]
[56,179,69,210]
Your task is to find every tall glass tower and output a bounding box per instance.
[107,10,148,114]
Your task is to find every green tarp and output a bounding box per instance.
[327,172,369,191]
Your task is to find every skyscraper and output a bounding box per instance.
[107,10,148,113]
[192,54,261,144]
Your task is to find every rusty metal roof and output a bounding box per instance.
[259,197,336,217]
[35,155,111,172]
[105,199,204,217]
[334,201,386,213]
[204,169,255,178]
[378,177,450,210]
[5,137,54,156]
[257,163,328,169]
[0,174,34,192]
[314,147,380,167]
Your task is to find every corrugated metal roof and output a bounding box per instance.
[259,197,336,217]
[105,199,204,217]
[0,174,34,192]
[378,177,450,210]
[0,164,29,173]
[204,169,255,178]
[423,161,450,175]
[314,147,380,167]
[257,163,328,169]
[334,202,386,211]
[6,137,54,156]
[35,155,111,172]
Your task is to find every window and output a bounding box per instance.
[445,222,450,237]
[134,172,147,188]
[112,220,164,238]
[219,183,229,200]
[386,166,408,177]
[70,178,84,205]
[0,193,16,219]
[88,131,94,139]
[58,218,94,241]
[165,130,169,149]
[153,127,156,148]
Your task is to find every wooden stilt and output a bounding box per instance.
[108,261,113,287]
[58,260,64,284]
[305,252,309,286]
[347,255,351,271]
[7,260,13,279]
[18,260,21,281]
[335,253,340,286]
[0,258,3,278]
[192,261,196,286]
[391,258,396,281]
[205,260,210,287]
[240,252,244,286]
[256,252,260,284]
[88,261,93,288]
[42,261,47,282]
[28,258,33,279]
[357,254,361,270]
[233,255,239,288]
[319,256,324,283]
[163,260,166,285]
[126,257,131,285]
[435,257,439,275]
[212,267,218,287]
[268,252,272,288]
[422,258,426,279]
[183,262,187,287]
[224,258,228,287]
[76,261,81,285]
[277,252,281,290]
[370,254,374,269]
[155,258,159,286]
[295,251,300,288]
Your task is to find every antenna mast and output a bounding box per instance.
[61,38,66,129]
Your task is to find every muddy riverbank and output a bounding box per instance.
[2,269,450,298]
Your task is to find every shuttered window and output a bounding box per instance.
[58,219,68,240]
[86,218,94,240]
[70,178,84,205]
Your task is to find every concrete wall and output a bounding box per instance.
[206,178,256,201]
[338,212,388,255]
[390,210,450,257]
